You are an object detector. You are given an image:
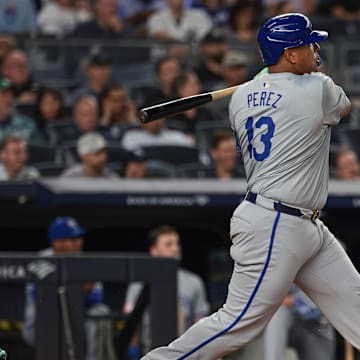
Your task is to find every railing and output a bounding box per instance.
[0,254,177,360]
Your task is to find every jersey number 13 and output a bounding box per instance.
[245,116,275,161]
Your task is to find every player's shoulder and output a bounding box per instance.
[301,72,334,86]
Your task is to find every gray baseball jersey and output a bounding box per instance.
[229,72,349,210]
[141,72,360,360]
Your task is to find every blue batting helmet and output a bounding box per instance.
[48,216,86,243]
[257,13,328,65]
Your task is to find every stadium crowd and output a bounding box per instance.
[0,0,359,182]
[0,2,359,360]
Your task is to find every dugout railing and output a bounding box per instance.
[0,254,177,360]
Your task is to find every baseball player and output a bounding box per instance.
[141,13,360,360]
[124,225,210,357]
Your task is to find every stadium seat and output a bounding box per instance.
[195,121,231,162]
[27,143,58,164]
[45,120,73,146]
[141,145,199,165]
[111,63,155,88]
[176,162,210,178]
[34,163,65,177]
[14,103,35,119]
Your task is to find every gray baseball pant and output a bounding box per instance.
[142,200,360,360]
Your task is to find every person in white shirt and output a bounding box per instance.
[120,118,194,152]
[146,0,212,41]
[37,0,92,37]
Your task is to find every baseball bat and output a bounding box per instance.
[138,85,239,123]
[58,286,77,360]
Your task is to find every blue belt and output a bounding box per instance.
[245,191,319,222]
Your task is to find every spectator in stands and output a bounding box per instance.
[72,0,132,37]
[205,51,250,122]
[207,50,249,122]
[330,0,360,21]
[118,0,165,19]
[61,131,119,178]
[167,71,214,138]
[124,225,210,356]
[0,34,16,66]
[0,136,40,181]
[23,216,116,360]
[192,0,230,30]
[143,56,182,107]
[33,87,66,141]
[205,129,244,179]
[69,52,112,105]
[226,1,259,45]
[37,0,92,37]
[0,0,37,35]
[99,85,137,138]
[121,118,194,152]
[333,149,360,180]
[264,285,335,360]
[1,50,38,104]
[265,1,297,16]
[57,95,109,145]
[264,0,317,17]
[194,30,228,87]
[122,151,148,178]
[221,50,250,87]
[117,0,165,36]
[120,149,176,179]
[0,78,43,144]
[146,0,212,41]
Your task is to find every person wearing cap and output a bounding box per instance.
[0,78,43,144]
[204,50,250,122]
[22,216,115,360]
[221,50,250,87]
[68,52,112,106]
[194,30,228,86]
[122,151,148,179]
[61,131,119,178]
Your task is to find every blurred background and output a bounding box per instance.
[0,0,359,359]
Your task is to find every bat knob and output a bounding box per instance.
[138,109,149,124]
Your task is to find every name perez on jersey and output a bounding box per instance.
[247,91,283,109]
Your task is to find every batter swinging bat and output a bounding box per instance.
[138,85,239,123]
